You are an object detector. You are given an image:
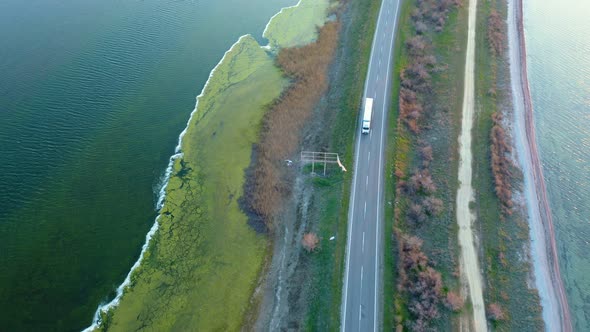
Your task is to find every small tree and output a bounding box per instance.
[302,233,319,252]
[445,291,464,311]
[488,303,505,321]
[423,197,443,215]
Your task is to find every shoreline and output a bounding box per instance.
[83,0,330,329]
[81,33,255,331]
[508,0,572,330]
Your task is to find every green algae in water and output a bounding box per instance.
[94,1,334,330]
[102,36,286,331]
[264,0,332,49]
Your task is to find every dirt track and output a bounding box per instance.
[508,0,572,330]
[455,0,487,330]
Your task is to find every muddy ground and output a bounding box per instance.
[252,1,360,330]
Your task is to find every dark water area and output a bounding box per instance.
[0,0,293,330]
[524,0,590,329]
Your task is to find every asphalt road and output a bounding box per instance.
[340,0,400,331]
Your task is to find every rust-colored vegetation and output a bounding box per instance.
[487,10,505,56]
[302,232,320,252]
[486,6,513,216]
[490,112,514,215]
[445,291,465,311]
[487,302,506,321]
[398,234,444,331]
[393,0,461,330]
[243,22,340,230]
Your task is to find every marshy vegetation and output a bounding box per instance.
[243,21,340,230]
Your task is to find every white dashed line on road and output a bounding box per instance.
[362,232,365,252]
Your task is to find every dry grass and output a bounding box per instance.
[243,22,341,230]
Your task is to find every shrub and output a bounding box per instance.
[422,196,443,215]
[487,10,505,56]
[302,233,319,252]
[398,234,444,331]
[445,291,464,311]
[490,112,514,215]
[487,303,506,321]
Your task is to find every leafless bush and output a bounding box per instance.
[302,232,319,252]
[490,112,514,215]
[408,203,427,224]
[420,144,433,167]
[407,36,428,56]
[422,196,443,215]
[487,10,505,56]
[488,303,506,321]
[445,291,464,311]
[398,234,444,331]
[409,169,437,194]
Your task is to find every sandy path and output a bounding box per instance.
[507,0,572,330]
[455,0,487,330]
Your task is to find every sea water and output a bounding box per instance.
[524,0,590,329]
[0,0,294,330]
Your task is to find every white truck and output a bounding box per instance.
[361,97,373,134]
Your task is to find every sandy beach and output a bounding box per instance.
[507,0,572,330]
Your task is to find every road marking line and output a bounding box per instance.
[368,151,371,162]
[361,265,364,283]
[364,201,367,217]
[341,0,390,330]
[362,232,366,252]
[373,1,400,331]
[366,175,369,187]
[359,265,364,330]
[358,306,362,330]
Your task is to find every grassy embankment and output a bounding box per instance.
[471,0,543,329]
[297,0,382,330]
[91,1,331,330]
[385,0,469,330]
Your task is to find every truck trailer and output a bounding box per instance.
[361,97,373,134]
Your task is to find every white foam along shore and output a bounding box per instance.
[82,8,308,325]
[507,0,572,331]
[261,0,303,49]
[81,33,255,331]
[82,0,311,328]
